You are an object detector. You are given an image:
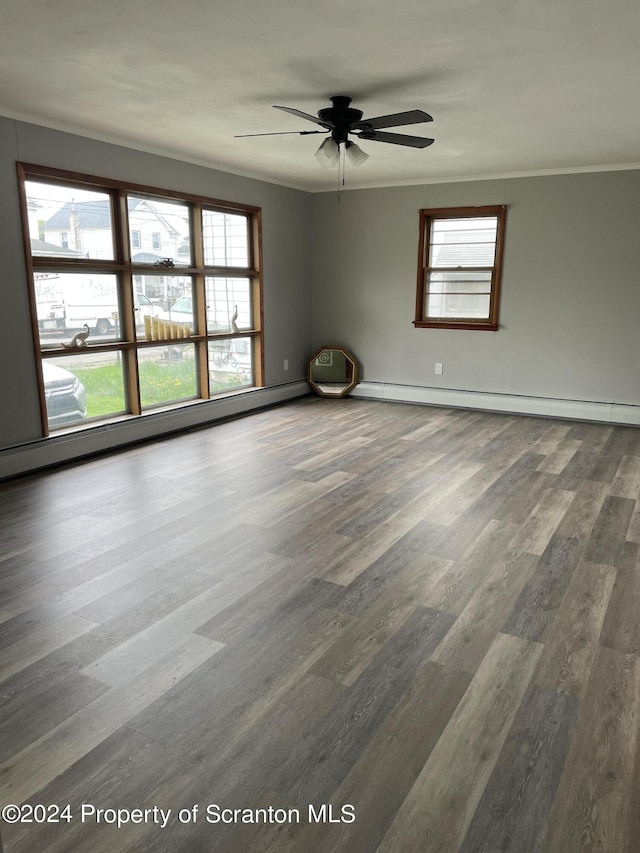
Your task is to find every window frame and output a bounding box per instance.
[17,162,264,436]
[414,205,507,331]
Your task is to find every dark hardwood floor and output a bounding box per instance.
[1,396,639,852]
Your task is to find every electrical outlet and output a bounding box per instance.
[284,359,289,371]
[435,362,443,375]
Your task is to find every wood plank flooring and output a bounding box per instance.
[1,396,640,852]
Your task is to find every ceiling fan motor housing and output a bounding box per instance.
[318,96,363,144]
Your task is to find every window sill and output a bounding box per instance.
[413,321,498,331]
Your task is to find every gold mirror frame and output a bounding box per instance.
[307,346,359,398]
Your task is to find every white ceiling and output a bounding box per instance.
[2,0,640,191]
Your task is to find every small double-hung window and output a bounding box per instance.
[415,205,506,331]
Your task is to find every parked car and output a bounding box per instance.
[156,296,233,336]
[42,361,87,427]
[156,295,194,325]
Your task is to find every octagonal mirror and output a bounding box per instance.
[308,346,359,398]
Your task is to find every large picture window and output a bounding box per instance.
[415,205,507,331]
[18,164,263,434]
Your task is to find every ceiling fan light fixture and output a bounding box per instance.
[345,141,369,168]
[315,137,340,168]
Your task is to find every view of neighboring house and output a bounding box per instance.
[42,197,190,302]
[25,193,195,331]
[44,198,117,258]
[26,188,252,335]
[26,196,79,255]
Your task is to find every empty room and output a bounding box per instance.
[1,1,639,851]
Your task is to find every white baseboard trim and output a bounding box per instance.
[351,381,640,426]
[0,380,309,480]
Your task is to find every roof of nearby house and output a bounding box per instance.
[45,199,112,230]
[30,238,81,257]
[131,252,164,263]
[45,198,180,236]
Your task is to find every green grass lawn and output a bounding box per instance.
[74,358,197,417]
[74,357,247,417]
[139,359,197,408]
[73,363,126,417]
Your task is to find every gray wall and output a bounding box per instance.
[0,116,312,455]
[311,172,640,406]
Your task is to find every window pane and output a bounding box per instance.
[133,273,191,303]
[427,270,492,295]
[205,277,251,333]
[208,337,253,393]
[128,195,191,266]
[202,211,249,267]
[35,272,121,347]
[136,276,194,341]
[427,292,491,319]
[44,352,126,429]
[430,217,497,268]
[139,344,197,408]
[26,181,114,260]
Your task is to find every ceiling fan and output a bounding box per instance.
[236,95,434,168]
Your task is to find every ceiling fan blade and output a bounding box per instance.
[353,109,433,131]
[235,130,326,137]
[357,130,435,148]
[273,105,333,129]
